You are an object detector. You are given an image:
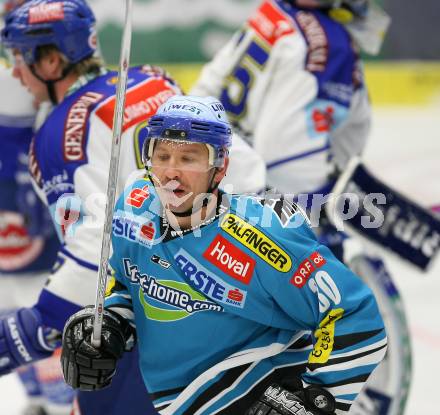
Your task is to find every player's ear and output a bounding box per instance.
[214,157,229,184]
[37,49,64,80]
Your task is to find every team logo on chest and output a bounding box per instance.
[203,235,255,284]
[175,249,247,309]
[123,259,222,322]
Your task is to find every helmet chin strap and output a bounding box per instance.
[29,63,75,105]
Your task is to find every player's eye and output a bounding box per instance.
[155,153,170,162]
[181,155,196,163]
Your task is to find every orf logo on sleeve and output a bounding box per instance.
[126,185,150,208]
[290,251,326,288]
[203,235,255,284]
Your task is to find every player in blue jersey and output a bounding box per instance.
[0,1,266,414]
[61,95,387,415]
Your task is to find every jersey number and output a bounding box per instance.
[220,33,270,120]
[308,271,341,313]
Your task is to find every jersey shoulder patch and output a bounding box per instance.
[94,67,178,132]
[247,0,296,46]
[118,178,155,212]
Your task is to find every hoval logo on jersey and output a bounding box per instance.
[290,252,326,288]
[203,235,255,284]
[123,259,222,322]
[126,185,150,208]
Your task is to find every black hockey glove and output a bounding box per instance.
[246,382,336,415]
[61,306,135,391]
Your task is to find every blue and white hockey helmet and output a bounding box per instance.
[1,0,97,65]
[142,95,232,172]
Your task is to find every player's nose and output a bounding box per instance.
[163,164,182,180]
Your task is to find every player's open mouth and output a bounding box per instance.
[160,187,193,208]
[162,187,185,196]
[172,188,185,196]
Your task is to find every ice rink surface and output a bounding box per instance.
[0,105,439,414]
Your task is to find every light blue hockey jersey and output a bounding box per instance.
[106,178,387,414]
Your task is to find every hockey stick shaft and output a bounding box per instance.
[92,0,133,348]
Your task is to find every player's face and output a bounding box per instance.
[149,140,223,214]
[11,51,49,103]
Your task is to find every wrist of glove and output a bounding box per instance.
[0,307,58,376]
[61,306,135,391]
[247,381,336,415]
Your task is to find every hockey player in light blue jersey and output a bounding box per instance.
[61,95,387,415]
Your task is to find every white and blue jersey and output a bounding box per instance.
[0,66,59,276]
[192,0,371,195]
[29,65,182,330]
[106,179,387,414]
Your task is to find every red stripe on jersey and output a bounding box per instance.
[95,78,177,132]
[248,0,295,46]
